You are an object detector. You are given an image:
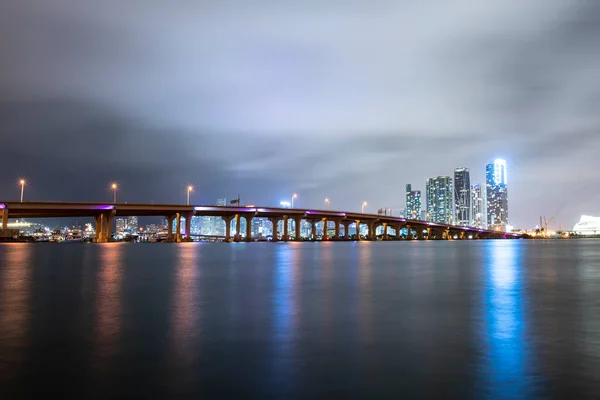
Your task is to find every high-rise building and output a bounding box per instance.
[426,176,453,224]
[454,168,471,226]
[115,218,127,233]
[471,183,484,228]
[486,159,508,230]
[127,216,138,231]
[405,184,422,220]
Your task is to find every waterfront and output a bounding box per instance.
[1,240,600,398]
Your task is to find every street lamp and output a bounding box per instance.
[187,185,194,205]
[361,201,367,214]
[325,198,330,210]
[292,193,298,209]
[18,178,26,202]
[110,182,118,203]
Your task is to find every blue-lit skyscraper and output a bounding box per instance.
[426,176,453,224]
[405,184,422,220]
[486,159,508,230]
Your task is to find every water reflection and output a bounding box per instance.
[357,243,374,343]
[94,243,124,372]
[270,245,301,391]
[480,241,535,398]
[170,243,200,363]
[320,243,334,339]
[0,244,33,378]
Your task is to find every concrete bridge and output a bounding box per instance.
[0,201,520,242]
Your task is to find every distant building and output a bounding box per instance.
[115,218,127,233]
[486,159,509,230]
[454,168,471,226]
[471,183,484,228]
[127,216,138,231]
[426,176,453,224]
[405,184,422,220]
[573,215,600,236]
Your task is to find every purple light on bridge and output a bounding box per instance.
[93,205,114,210]
[0,203,5,209]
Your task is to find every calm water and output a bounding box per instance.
[1,240,600,398]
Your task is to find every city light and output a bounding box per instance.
[325,198,330,210]
[109,182,118,203]
[292,193,298,209]
[280,201,291,208]
[17,178,26,202]
[362,201,367,213]
[187,185,194,205]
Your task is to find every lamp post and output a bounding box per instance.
[187,185,194,205]
[19,178,26,202]
[361,201,367,214]
[110,182,118,203]
[325,198,330,210]
[292,193,298,209]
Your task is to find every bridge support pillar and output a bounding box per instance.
[234,214,241,242]
[334,220,340,240]
[245,215,254,242]
[394,224,403,240]
[294,216,303,241]
[282,216,289,241]
[103,212,114,242]
[445,229,452,240]
[1,207,8,230]
[459,231,466,240]
[175,213,182,242]
[321,218,328,240]
[268,217,280,242]
[184,213,193,240]
[342,221,351,240]
[405,225,411,240]
[416,227,425,240]
[311,220,317,241]
[222,216,233,242]
[166,215,175,242]
[94,214,104,242]
[367,222,376,241]
[383,223,389,240]
[355,220,361,241]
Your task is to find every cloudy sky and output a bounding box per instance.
[1,0,599,228]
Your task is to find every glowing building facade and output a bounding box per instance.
[426,176,453,224]
[471,183,484,228]
[405,184,422,220]
[486,159,508,230]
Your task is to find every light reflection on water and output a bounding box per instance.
[170,243,200,364]
[1,241,600,398]
[480,241,537,399]
[0,244,32,380]
[94,243,124,372]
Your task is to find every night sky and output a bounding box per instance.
[1,1,599,229]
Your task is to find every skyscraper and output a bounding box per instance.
[471,183,484,228]
[486,159,508,230]
[426,176,453,224]
[454,168,471,226]
[405,184,422,220]
[127,216,138,231]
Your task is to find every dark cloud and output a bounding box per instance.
[1,0,599,228]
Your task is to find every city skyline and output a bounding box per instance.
[1,1,600,229]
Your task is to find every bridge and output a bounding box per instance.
[0,201,521,242]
